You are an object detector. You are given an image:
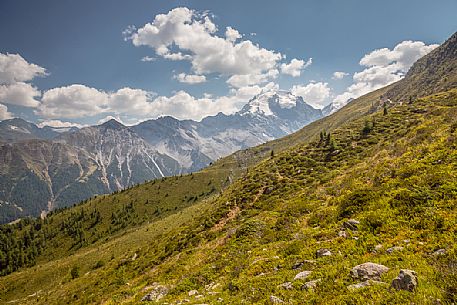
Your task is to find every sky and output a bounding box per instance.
[0,0,456,127]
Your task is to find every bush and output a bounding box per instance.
[70,265,80,279]
[337,189,378,219]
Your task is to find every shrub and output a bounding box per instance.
[70,265,80,279]
[337,189,378,219]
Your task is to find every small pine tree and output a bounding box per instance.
[326,132,331,146]
[329,139,337,152]
[70,265,80,279]
[362,120,372,135]
[270,150,275,157]
[383,104,388,115]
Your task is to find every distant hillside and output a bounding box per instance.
[0,90,322,223]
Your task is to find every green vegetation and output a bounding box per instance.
[0,89,455,304]
[0,166,235,276]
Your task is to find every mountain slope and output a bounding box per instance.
[1,89,456,305]
[0,118,60,143]
[385,31,457,102]
[0,31,456,305]
[133,90,322,171]
[0,121,181,223]
[0,91,322,223]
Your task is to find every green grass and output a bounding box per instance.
[1,88,456,304]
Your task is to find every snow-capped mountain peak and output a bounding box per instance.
[240,90,303,117]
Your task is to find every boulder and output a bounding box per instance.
[391,269,418,292]
[338,230,348,238]
[316,248,332,257]
[351,262,389,281]
[386,246,404,254]
[188,290,199,296]
[342,219,360,230]
[302,279,321,290]
[373,244,383,253]
[141,284,169,302]
[347,280,387,290]
[292,260,316,270]
[270,295,284,304]
[432,249,446,256]
[279,282,293,290]
[294,270,312,280]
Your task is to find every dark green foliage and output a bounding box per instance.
[337,189,379,220]
[70,265,80,279]
[362,119,373,135]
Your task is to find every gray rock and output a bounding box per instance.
[351,262,389,281]
[347,280,387,290]
[292,260,316,270]
[270,295,284,304]
[386,246,404,254]
[316,248,332,257]
[294,270,312,280]
[141,284,169,302]
[343,219,360,230]
[432,249,446,256]
[302,279,321,290]
[338,230,348,238]
[188,290,198,296]
[373,244,383,253]
[279,282,293,290]
[391,269,418,291]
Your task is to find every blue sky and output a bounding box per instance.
[0,0,456,126]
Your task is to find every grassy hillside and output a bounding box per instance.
[0,83,391,279]
[1,89,456,304]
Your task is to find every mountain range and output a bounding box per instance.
[0,31,455,305]
[0,90,322,223]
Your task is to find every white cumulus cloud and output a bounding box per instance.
[0,104,13,120]
[0,53,47,85]
[291,82,331,108]
[174,73,207,84]
[37,119,85,128]
[109,87,155,116]
[141,56,156,62]
[332,40,439,109]
[0,53,47,109]
[332,71,348,80]
[127,7,283,86]
[225,26,241,42]
[281,58,312,77]
[0,82,41,107]
[226,69,278,88]
[37,84,109,119]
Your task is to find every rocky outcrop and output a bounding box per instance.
[302,279,321,290]
[342,219,360,231]
[316,248,332,257]
[391,269,418,292]
[294,270,312,280]
[270,295,284,304]
[141,283,169,302]
[386,246,404,254]
[348,280,386,290]
[351,262,389,281]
